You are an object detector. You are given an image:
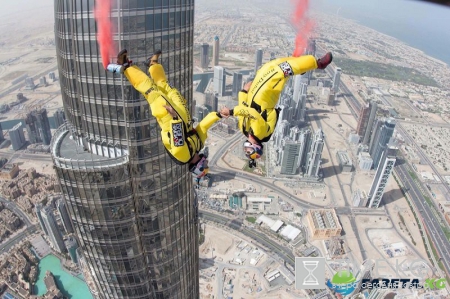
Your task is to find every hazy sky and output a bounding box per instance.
[2,0,449,63]
[310,0,450,64]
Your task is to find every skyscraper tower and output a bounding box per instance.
[35,203,48,235]
[369,118,396,169]
[307,39,316,56]
[332,68,342,93]
[214,66,225,96]
[201,43,210,68]
[41,206,66,253]
[298,129,312,173]
[367,144,397,208]
[205,92,219,112]
[255,48,263,72]
[305,129,324,177]
[57,199,73,234]
[53,109,66,128]
[280,141,302,175]
[362,101,378,145]
[25,108,52,145]
[9,122,26,151]
[212,36,220,66]
[52,1,199,298]
[356,104,370,138]
[0,122,4,143]
[232,72,243,97]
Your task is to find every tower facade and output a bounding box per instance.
[332,67,342,93]
[9,122,26,151]
[255,48,263,72]
[367,145,397,208]
[212,36,220,66]
[57,199,73,234]
[35,203,48,235]
[0,122,4,143]
[305,129,324,177]
[205,92,218,112]
[201,43,209,68]
[369,118,396,169]
[41,206,66,253]
[356,104,370,138]
[214,66,225,96]
[53,109,66,128]
[232,72,243,97]
[25,108,52,145]
[52,1,199,298]
[362,101,378,145]
[280,141,302,175]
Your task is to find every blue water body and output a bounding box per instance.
[34,254,93,299]
[311,0,450,65]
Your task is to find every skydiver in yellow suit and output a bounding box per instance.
[220,52,333,167]
[107,50,221,179]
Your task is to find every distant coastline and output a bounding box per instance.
[312,0,450,66]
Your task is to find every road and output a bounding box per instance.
[396,124,450,201]
[0,196,33,226]
[1,224,38,253]
[199,210,295,268]
[395,161,450,277]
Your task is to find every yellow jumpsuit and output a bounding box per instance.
[233,55,318,143]
[124,65,220,164]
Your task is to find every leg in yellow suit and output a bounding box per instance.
[107,50,220,177]
[246,55,318,112]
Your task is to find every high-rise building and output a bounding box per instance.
[25,108,52,145]
[204,92,218,112]
[51,1,199,298]
[307,39,316,56]
[0,122,4,143]
[362,101,378,144]
[280,141,302,175]
[35,203,48,235]
[65,235,79,264]
[41,206,66,253]
[53,109,66,128]
[298,129,312,173]
[305,129,324,177]
[201,43,209,69]
[332,68,342,93]
[232,72,243,97]
[9,122,26,150]
[212,36,220,66]
[356,104,370,137]
[25,77,35,90]
[367,145,397,208]
[369,118,396,169]
[214,66,225,96]
[352,189,367,207]
[57,199,73,234]
[255,48,263,73]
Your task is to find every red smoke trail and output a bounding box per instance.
[94,0,116,68]
[291,0,315,57]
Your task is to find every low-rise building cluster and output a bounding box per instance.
[0,168,58,216]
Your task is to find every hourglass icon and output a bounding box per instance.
[303,260,319,286]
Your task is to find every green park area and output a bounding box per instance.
[334,57,439,87]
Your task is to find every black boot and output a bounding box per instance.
[145,50,163,68]
[317,52,333,69]
[117,49,132,70]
